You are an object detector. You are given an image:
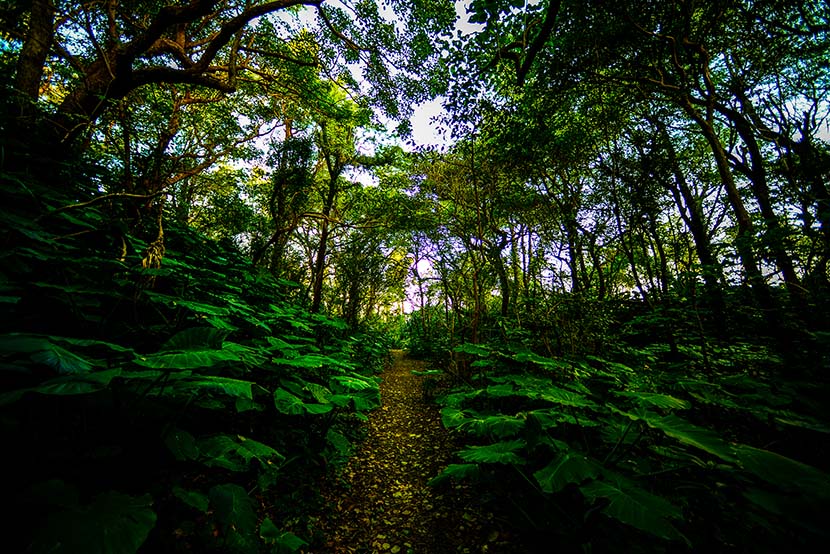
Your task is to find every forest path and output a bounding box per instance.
[309,350,521,554]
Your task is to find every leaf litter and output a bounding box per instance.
[308,351,526,553]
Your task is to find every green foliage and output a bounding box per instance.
[210,484,258,552]
[533,451,601,493]
[4,1,830,552]
[0,161,388,553]
[30,485,157,554]
[428,341,830,551]
[172,487,209,513]
[458,439,527,464]
[274,387,334,415]
[579,475,686,544]
[735,445,830,500]
[428,463,482,486]
[260,518,308,553]
[616,409,738,463]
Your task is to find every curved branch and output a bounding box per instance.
[53,1,322,141]
[517,0,561,86]
[317,4,369,53]
[194,0,322,72]
[132,67,237,92]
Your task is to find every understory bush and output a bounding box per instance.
[428,340,830,552]
[0,170,386,553]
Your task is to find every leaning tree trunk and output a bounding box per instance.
[717,103,806,306]
[681,98,780,327]
[655,118,727,327]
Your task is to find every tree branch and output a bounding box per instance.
[517,0,562,86]
[42,191,166,219]
[194,0,322,72]
[317,4,370,53]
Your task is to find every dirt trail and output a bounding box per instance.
[309,350,522,553]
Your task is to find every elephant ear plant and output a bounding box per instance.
[428,342,830,552]
[0,175,385,553]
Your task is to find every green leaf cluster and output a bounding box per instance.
[429,343,830,551]
[0,169,388,553]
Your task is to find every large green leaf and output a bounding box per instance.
[275,353,352,371]
[428,463,481,486]
[580,475,685,543]
[735,445,830,500]
[493,373,559,391]
[326,429,352,457]
[32,491,156,554]
[441,407,473,428]
[273,388,333,415]
[209,483,257,549]
[327,374,380,412]
[448,412,525,438]
[172,486,209,513]
[513,350,568,370]
[260,518,308,553]
[161,327,227,350]
[771,411,830,435]
[439,389,481,408]
[198,434,284,471]
[37,369,122,394]
[163,427,199,461]
[330,373,377,391]
[614,391,691,410]
[30,343,96,374]
[135,347,240,370]
[348,388,381,412]
[266,337,299,352]
[458,440,526,464]
[143,292,230,316]
[1,369,123,405]
[453,342,490,356]
[534,451,601,493]
[306,382,332,404]
[174,299,230,316]
[177,376,255,401]
[615,409,737,463]
[472,414,526,438]
[536,385,596,408]
[485,383,516,397]
[648,413,736,463]
[51,337,136,354]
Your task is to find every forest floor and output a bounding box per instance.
[306,350,528,554]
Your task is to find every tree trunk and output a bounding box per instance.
[655,118,727,323]
[310,173,338,313]
[609,178,650,303]
[789,134,830,291]
[14,0,55,103]
[491,246,511,318]
[681,98,779,321]
[732,88,830,291]
[716,103,805,305]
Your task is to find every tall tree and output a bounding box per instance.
[4,0,454,152]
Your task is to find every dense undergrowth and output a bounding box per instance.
[408,306,830,553]
[0,164,389,553]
